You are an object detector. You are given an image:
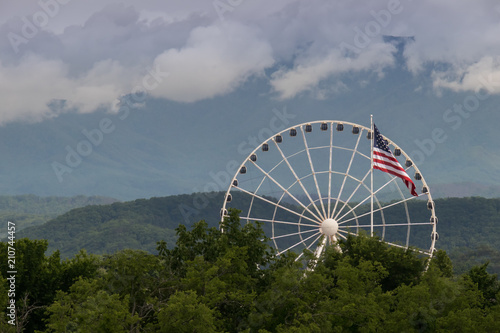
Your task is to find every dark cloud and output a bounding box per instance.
[0,0,500,123]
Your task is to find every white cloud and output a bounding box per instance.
[270,43,395,99]
[397,0,500,89]
[149,21,274,102]
[0,56,137,124]
[432,57,500,94]
[2,0,500,122]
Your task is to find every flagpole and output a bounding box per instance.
[370,114,374,237]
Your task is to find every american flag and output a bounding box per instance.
[373,124,418,197]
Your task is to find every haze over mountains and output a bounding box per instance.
[1,38,499,200]
[1,1,500,200]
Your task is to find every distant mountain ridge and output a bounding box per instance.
[0,194,118,238]
[0,194,117,215]
[16,193,220,258]
[14,192,500,275]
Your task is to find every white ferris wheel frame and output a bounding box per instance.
[220,119,438,263]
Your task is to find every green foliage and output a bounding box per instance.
[0,239,99,332]
[464,262,500,307]
[5,204,500,331]
[157,290,217,332]
[338,232,426,291]
[13,193,500,277]
[17,195,214,258]
[0,194,117,239]
[44,278,139,332]
[429,249,454,278]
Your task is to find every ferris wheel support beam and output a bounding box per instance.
[370,114,374,236]
[328,123,334,222]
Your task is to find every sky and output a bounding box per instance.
[0,0,500,125]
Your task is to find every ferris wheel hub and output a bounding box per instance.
[320,218,338,236]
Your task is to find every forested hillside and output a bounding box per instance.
[15,193,500,274]
[0,194,117,239]
[2,211,500,332]
[16,193,225,257]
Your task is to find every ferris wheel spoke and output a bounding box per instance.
[335,232,348,241]
[307,234,323,248]
[250,160,324,223]
[337,228,408,250]
[337,228,354,235]
[336,193,372,223]
[295,252,305,261]
[246,173,269,219]
[381,239,431,255]
[300,126,328,219]
[336,172,409,222]
[340,222,433,228]
[272,138,325,220]
[332,128,363,218]
[239,216,319,228]
[234,186,321,224]
[334,169,371,220]
[276,231,322,256]
[271,228,319,240]
[337,194,422,226]
[379,240,409,250]
[294,233,327,262]
[337,229,430,255]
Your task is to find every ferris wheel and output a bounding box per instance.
[220,120,438,262]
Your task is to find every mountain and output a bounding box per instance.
[15,192,500,274]
[0,194,117,238]
[1,38,500,200]
[16,193,225,258]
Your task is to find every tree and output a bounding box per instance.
[464,262,499,307]
[99,249,162,329]
[44,278,139,332]
[337,232,426,291]
[429,250,454,278]
[156,240,168,257]
[156,291,217,333]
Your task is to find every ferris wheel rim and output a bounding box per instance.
[220,120,438,261]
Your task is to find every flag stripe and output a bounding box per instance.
[373,150,408,177]
[374,165,413,184]
[373,159,408,177]
[373,150,399,164]
[373,156,406,171]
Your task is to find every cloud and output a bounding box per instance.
[1,0,500,123]
[270,43,395,99]
[149,21,274,102]
[0,7,275,123]
[0,3,211,123]
[396,0,500,91]
[432,57,500,94]
[265,0,500,99]
[0,56,135,124]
